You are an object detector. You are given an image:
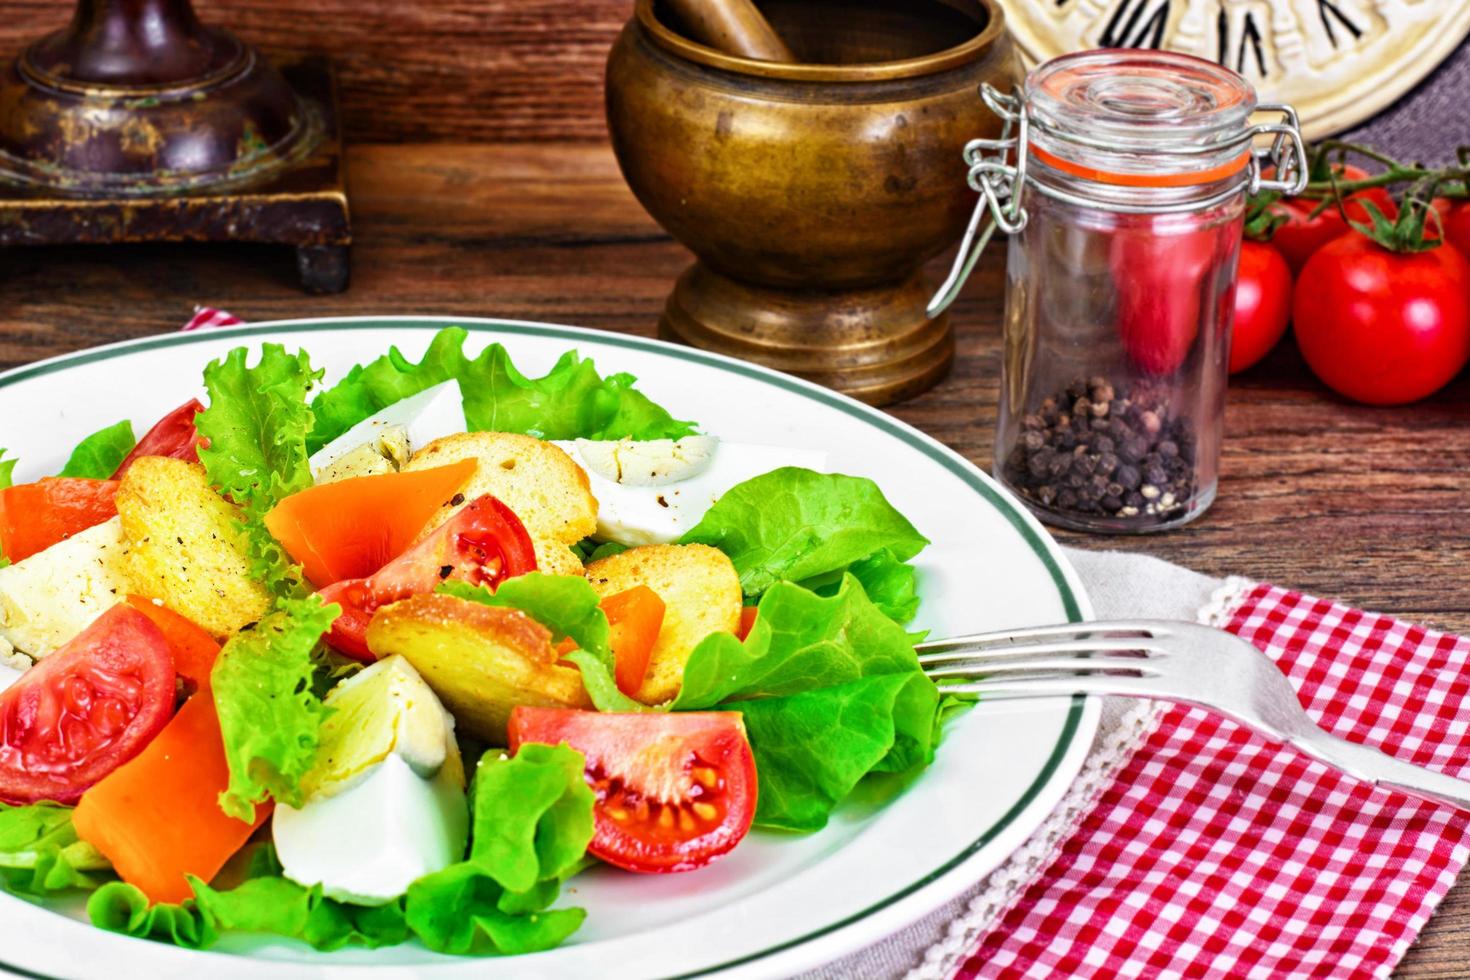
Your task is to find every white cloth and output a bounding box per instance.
[794,548,1243,980]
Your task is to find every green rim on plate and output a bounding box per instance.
[0,317,1088,976]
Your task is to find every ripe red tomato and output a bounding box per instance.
[1229,240,1293,374]
[1112,215,1237,375]
[1269,164,1397,273]
[319,494,538,660]
[0,605,175,804]
[0,477,118,562]
[1294,235,1470,405]
[509,707,757,874]
[112,399,205,480]
[1428,197,1470,258]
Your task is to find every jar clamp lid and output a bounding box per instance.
[929,50,1308,317]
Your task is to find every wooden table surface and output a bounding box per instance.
[2,142,1468,975]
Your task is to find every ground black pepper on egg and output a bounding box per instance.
[1002,376,1196,524]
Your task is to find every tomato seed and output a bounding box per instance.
[657,805,674,830]
[61,676,92,715]
[91,698,129,736]
[693,802,718,821]
[678,809,696,833]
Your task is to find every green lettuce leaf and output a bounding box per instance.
[738,672,939,831]
[306,326,695,454]
[440,575,644,712]
[404,743,595,954]
[812,549,921,625]
[212,595,340,821]
[673,575,940,831]
[673,576,922,709]
[679,468,928,602]
[196,343,322,601]
[0,802,112,895]
[57,420,135,479]
[0,448,15,490]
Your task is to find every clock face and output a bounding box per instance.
[999,0,1470,139]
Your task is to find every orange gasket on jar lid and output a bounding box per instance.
[1029,145,1252,188]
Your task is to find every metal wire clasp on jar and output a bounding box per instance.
[932,49,1307,533]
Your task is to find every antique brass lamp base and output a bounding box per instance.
[0,0,350,293]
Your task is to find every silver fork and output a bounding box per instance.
[917,620,1470,811]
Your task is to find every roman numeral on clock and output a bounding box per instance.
[1217,7,1267,77]
[1099,0,1170,48]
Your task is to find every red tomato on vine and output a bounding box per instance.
[1267,164,1397,273]
[1228,240,1292,374]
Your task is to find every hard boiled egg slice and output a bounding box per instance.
[309,380,467,483]
[273,654,468,905]
[272,753,468,906]
[554,437,830,546]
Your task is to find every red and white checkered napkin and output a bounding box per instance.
[960,584,1470,979]
[181,306,244,331]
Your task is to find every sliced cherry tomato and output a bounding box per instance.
[1111,214,1238,375]
[319,494,538,661]
[737,606,758,642]
[122,596,221,690]
[603,586,665,698]
[0,477,118,563]
[74,683,269,904]
[1228,240,1293,374]
[0,605,175,805]
[509,707,757,874]
[1267,164,1397,273]
[264,460,477,587]
[112,399,205,480]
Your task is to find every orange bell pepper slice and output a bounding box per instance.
[263,459,477,588]
[0,478,118,563]
[73,622,267,905]
[604,585,666,697]
[123,596,221,689]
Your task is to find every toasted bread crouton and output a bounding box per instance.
[367,592,590,744]
[0,517,132,660]
[585,543,741,705]
[115,457,270,637]
[405,432,597,577]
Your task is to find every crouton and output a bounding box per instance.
[584,543,741,705]
[115,457,270,637]
[404,432,597,577]
[366,592,590,744]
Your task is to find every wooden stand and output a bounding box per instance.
[0,0,349,293]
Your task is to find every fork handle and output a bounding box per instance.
[1288,730,1470,812]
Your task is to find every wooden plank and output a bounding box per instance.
[0,141,1465,973]
[0,1,629,143]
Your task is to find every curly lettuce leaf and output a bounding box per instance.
[196,343,322,600]
[306,326,695,453]
[0,802,112,895]
[405,743,595,954]
[673,575,940,831]
[440,575,643,712]
[57,420,135,479]
[212,595,340,821]
[812,549,921,626]
[0,448,15,490]
[679,468,928,605]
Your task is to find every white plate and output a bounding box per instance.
[0,317,1098,980]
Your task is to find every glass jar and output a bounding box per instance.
[932,50,1306,533]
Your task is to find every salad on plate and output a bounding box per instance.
[0,326,953,957]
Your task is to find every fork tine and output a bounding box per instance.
[942,673,1168,701]
[922,656,1162,680]
[916,636,1169,666]
[915,620,1176,654]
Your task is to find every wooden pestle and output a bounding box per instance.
[663,0,796,62]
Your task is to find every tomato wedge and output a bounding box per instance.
[0,477,119,563]
[111,398,205,480]
[603,586,665,698]
[122,595,221,689]
[264,460,477,587]
[318,494,538,661]
[0,605,175,805]
[509,707,757,874]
